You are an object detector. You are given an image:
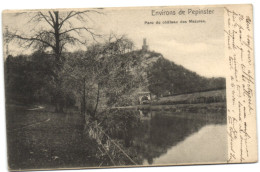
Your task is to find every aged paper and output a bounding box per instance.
[1,4,257,171]
[224,4,257,163]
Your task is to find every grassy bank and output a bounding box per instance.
[6,105,100,170]
[153,89,226,105]
[139,102,226,113]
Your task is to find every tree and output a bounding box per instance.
[8,10,101,62]
[62,35,135,120]
[6,10,102,112]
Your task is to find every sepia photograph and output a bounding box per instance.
[1,3,256,171]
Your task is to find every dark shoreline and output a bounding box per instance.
[113,102,226,113]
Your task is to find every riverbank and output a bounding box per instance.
[6,102,227,169]
[154,89,226,105]
[6,105,100,170]
[113,102,226,113]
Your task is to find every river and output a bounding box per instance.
[6,105,227,168]
[107,109,227,165]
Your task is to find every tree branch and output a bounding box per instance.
[58,10,102,29]
[10,33,56,50]
[58,11,74,29]
[63,35,87,45]
[59,42,67,54]
[60,27,98,36]
[48,11,55,26]
[39,12,54,28]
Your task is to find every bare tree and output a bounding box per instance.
[6,10,102,112]
[7,10,101,62]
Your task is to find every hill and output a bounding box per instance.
[97,49,226,106]
[4,49,226,108]
[122,50,225,95]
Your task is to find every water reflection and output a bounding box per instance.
[143,124,227,165]
[6,106,227,169]
[104,109,227,165]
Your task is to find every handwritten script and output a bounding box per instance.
[225,5,257,163]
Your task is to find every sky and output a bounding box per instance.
[2,6,225,77]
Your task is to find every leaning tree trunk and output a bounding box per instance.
[82,77,86,116]
[53,75,65,113]
[92,83,100,118]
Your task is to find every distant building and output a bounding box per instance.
[142,38,149,51]
[4,26,10,59]
[138,91,151,104]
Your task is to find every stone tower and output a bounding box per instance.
[142,38,149,51]
[4,26,9,58]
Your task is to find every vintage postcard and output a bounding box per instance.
[2,4,257,171]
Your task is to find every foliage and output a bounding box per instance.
[147,58,226,97]
[4,36,225,111]
[5,10,102,112]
